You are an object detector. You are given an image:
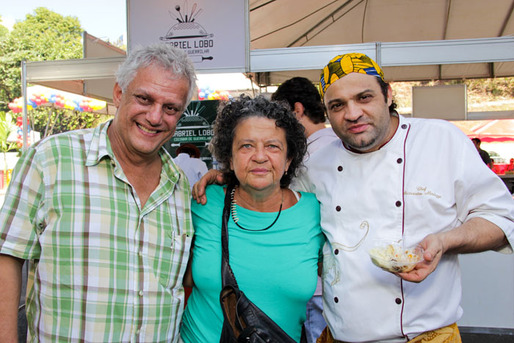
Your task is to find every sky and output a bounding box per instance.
[0,0,127,42]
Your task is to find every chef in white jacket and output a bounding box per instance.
[192,53,514,343]
[294,53,514,343]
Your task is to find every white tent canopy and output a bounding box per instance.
[249,0,514,84]
[25,37,514,98]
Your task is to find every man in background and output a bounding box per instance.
[472,137,493,168]
[0,44,196,342]
[174,143,209,190]
[272,77,339,157]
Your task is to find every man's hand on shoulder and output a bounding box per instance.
[192,169,224,204]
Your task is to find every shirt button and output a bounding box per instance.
[138,250,143,257]
[337,166,343,172]
[401,124,408,129]
[139,290,143,297]
[397,158,403,164]
[334,297,339,303]
[336,206,341,212]
[395,201,402,207]
[395,298,402,304]
[334,249,339,255]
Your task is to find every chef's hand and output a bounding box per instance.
[397,233,444,283]
[192,169,224,204]
[398,218,507,282]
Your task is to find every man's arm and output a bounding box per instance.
[0,254,24,342]
[399,217,507,282]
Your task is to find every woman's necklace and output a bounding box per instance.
[230,187,283,231]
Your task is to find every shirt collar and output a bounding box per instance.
[84,119,181,185]
[85,119,114,167]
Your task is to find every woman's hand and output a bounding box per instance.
[192,169,224,204]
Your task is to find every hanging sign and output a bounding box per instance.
[128,0,248,72]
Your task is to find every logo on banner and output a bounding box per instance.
[166,100,218,169]
[160,1,214,63]
[173,102,214,144]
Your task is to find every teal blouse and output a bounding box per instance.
[180,184,323,342]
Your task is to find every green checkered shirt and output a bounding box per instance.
[0,120,193,342]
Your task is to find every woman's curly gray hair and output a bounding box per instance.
[211,95,307,188]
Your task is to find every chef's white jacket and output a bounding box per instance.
[295,115,514,342]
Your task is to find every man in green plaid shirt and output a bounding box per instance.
[0,44,196,342]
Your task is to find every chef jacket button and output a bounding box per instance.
[334,249,339,255]
[395,201,402,207]
[395,298,402,304]
[334,297,339,303]
[401,124,408,129]
[336,205,341,212]
[397,158,403,164]
[337,166,343,172]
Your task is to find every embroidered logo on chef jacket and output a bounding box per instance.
[322,221,370,286]
[404,186,442,199]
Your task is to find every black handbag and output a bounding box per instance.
[219,184,298,343]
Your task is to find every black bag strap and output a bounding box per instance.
[221,184,238,288]
[219,184,300,343]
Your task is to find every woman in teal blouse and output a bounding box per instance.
[180,95,324,342]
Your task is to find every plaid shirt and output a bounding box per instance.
[0,120,193,342]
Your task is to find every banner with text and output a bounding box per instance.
[164,100,218,169]
[128,0,248,72]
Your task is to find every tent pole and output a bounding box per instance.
[375,42,382,66]
[21,60,28,152]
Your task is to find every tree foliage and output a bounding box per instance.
[0,17,9,39]
[0,111,17,153]
[0,111,18,186]
[29,107,109,139]
[0,8,83,110]
[0,8,113,142]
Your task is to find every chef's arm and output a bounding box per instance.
[192,169,224,205]
[434,217,507,254]
[400,218,507,282]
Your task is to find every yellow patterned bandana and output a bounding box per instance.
[319,52,384,99]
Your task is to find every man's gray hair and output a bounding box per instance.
[116,43,197,105]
